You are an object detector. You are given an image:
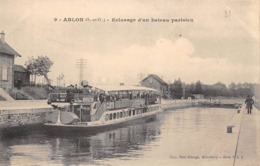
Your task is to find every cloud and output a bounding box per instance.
[51,37,256,86]
[3,0,258,86]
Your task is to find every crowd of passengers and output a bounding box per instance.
[64,84,158,102]
[94,91,158,103]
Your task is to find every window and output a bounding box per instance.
[110,113,113,120]
[2,65,7,81]
[113,113,116,119]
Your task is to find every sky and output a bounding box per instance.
[0,0,259,86]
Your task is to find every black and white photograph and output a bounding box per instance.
[0,0,259,165]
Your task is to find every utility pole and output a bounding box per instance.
[76,58,87,85]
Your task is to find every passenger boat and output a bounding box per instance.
[44,85,162,132]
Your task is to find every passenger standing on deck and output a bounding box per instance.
[245,95,254,114]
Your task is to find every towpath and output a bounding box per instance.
[0,100,51,110]
[235,106,260,166]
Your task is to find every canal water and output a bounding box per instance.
[0,107,236,166]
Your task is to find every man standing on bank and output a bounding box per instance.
[245,95,254,114]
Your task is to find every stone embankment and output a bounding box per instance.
[0,100,52,129]
[161,99,197,111]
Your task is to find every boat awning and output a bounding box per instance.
[92,85,158,92]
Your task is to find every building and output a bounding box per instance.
[0,31,21,90]
[14,65,30,88]
[141,74,168,95]
[192,94,204,99]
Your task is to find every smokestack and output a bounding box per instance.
[0,31,5,43]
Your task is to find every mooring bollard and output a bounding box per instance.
[237,109,240,113]
[227,125,234,133]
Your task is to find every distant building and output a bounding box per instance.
[192,94,204,99]
[14,65,30,87]
[0,31,21,90]
[141,74,168,95]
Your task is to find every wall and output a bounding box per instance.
[142,77,162,94]
[0,107,52,128]
[0,53,14,90]
[161,99,198,111]
[141,76,168,95]
[14,71,30,86]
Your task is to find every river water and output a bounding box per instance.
[0,107,236,166]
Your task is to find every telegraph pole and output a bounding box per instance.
[76,58,87,85]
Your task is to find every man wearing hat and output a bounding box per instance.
[245,95,254,114]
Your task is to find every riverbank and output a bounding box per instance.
[161,99,197,111]
[0,100,52,129]
[235,105,260,166]
[0,99,242,129]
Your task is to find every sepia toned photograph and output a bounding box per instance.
[0,0,259,165]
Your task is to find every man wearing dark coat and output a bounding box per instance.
[245,95,254,114]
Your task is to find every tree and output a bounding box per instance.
[35,56,53,77]
[194,80,202,94]
[25,56,37,84]
[170,79,183,99]
[25,56,53,85]
[228,82,236,97]
[184,83,195,98]
[211,82,228,96]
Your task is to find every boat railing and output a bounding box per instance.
[48,93,67,102]
[102,98,155,110]
[48,92,93,103]
[74,93,94,102]
[114,99,132,109]
[131,98,146,108]
[145,98,157,105]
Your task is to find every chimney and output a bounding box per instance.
[1,31,5,43]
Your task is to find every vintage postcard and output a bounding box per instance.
[0,0,259,166]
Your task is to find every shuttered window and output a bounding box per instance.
[2,65,8,81]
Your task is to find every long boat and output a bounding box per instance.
[44,85,162,132]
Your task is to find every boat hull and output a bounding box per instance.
[44,113,158,135]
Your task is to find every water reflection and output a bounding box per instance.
[0,118,161,166]
[48,122,161,165]
[0,108,236,166]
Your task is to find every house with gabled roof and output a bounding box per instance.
[141,74,168,95]
[0,31,21,90]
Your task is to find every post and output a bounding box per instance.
[227,125,234,133]
[80,105,82,123]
